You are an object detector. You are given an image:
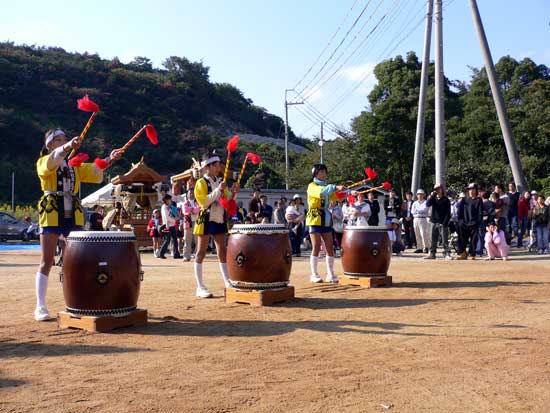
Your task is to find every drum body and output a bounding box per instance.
[227,224,292,289]
[341,226,391,276]
[62,231,142,316]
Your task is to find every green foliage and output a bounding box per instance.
[0,204,38,221]
[0,43,298,203]
[348,53,550,194]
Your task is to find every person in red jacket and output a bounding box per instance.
[517,191,531,248]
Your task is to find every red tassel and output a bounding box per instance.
[94,158,110,170]
[218,197,237,217]
[382,181,392,190]
[226,199,237,217]
[77,95,99,112]
[227,135,239,152]
[247,152,262,165]
[335,191,347,200]
[347,194,356,204]
[145,124,158,145]
[68,152,89,167]
[365,167,377,180]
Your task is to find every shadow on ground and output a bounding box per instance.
[394,281,543,289]
[0,340,148,359]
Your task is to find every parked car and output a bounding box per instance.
[0,212,32,241]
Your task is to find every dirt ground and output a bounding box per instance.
[1,248,549,413]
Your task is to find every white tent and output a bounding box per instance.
[81,183,118,208]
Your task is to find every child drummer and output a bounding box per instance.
[34,128,121,321]
[193,151,239,298]
[306,163,345,283]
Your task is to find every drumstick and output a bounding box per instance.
[68,95,100,159]
[344,167,378,189]
[237,152,262,185]
[118,125,147,155]
[223,135,239,182]
[357,181,392,194]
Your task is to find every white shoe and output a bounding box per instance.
[34,306,50,321]
[224,280,232,288]
[196,287,213,298]
[310,275,323,283]
[502,257,508,261]
[154,250,159,258]
[325,275,339,283]
[444,254,453,260]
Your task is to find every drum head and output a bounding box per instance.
[67,230,137,241]
[230,224,289,234]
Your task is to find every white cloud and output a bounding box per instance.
[339,62,377,95]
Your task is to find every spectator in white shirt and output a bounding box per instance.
[411,189,431,253]
[346,193,371,226]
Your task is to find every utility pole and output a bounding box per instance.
[434,0,445,187]
[319,122,324,163]
[469,0,527,192]
[411,0,434,194]
[284,89,304,190]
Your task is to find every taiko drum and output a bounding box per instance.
[227,224,292,289]
[341,226,391,276]
[61,231,142,316]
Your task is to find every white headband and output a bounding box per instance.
[201,156,221,168]
[45,129,65,147]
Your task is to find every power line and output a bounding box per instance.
[296,0,375,97]
[297,0,417,133]
[292,0,360,91]
[326,9,427,117]
[316,0,419,113]
[302,0,392,100]
[291,89,349,133]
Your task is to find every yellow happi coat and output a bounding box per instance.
[193,175,230,235]
[306,181,338,227]
[36,155,103,228]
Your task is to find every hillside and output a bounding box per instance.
[0,43,307,203]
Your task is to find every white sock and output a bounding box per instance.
[326,256,335,278]
[194,262,205,289]
[35,272,48,309]
[219,262,230,286]
[310,255,319,277]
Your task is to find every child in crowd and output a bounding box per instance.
[484,220,509,260]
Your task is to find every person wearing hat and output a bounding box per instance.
[387,217,405,255]
[456,183,483,260]
[411,189,431,254]
[34,128,121,321]
[484,219,509,260]
[425,184,451,259]
[306,163,344,283]
[193,151,240,298]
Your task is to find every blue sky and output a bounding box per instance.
[2,0,549,140]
